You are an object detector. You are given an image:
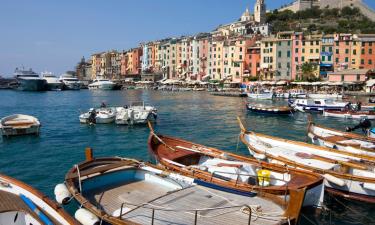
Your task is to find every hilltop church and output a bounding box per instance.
[212,0,270,37]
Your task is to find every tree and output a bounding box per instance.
[301,62,319,82]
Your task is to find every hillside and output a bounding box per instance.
[267,6,375,34]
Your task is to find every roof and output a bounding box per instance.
[328,69,371,75]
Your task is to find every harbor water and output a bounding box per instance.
[0,89,374,225]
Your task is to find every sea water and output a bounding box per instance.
[0,89,374,225]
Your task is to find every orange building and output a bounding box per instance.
[357,34,375,70]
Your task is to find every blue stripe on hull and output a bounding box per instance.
[194,179,257,197]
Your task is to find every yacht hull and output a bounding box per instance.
[17,79,47,91]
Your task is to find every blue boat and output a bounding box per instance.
[289,99,348,112]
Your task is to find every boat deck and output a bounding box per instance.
[86,180,286,225]
[0,190,61,225]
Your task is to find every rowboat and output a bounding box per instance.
[238,118,375,203]
[148,126,324,207]
[307,117,375,159]
[59,150,305,225]
[246,104,292,115]
[0,173,77,225]
[323,110,375,120]
[0,114,40,136]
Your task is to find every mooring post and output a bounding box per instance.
[194,210,198,225]
[85,147,93,161]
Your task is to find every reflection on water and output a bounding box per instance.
[0,90,374,225]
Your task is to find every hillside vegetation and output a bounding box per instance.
[267,6,375,34]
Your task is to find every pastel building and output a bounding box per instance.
[356,34,375,70]
[333,34,354,70]
[275,31,293,80]
[198,35,210,80]
[260,37,277,80]
[245,41,261,80]
[301,34,322,77]
[291,32,304,80]
[328,69,370,82]
[208,36,225,80]
[320,34,334,78]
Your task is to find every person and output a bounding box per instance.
[357,101,362,111]
[346,118,371,134]
[101,102,107,108]
[88,109,97,124]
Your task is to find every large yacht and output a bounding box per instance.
[88,78,116,90]
[59,73,82,90]
[41,71,64,91]
[14,67,47,91]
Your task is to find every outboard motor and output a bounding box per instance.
[88,110,97,124]
[346,118,372,134]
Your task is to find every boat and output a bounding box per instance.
[323,110,375,120]
[79,108,116,124]
[307,117,375,159]
[88,78,116,90]
[370,97,375,104]
[0,114,40,136]
[0,173,77,225]
[247,91,274,100]
[289,99,348,112]
[238,118,375,203]
[115,102,157,125]
[59,74,82,90]
[246,103,292,115]
[41,71,64,91]
[14,67,47,91]
[308,93,343,99]
[58,150,307,225]
[148,126,324,207]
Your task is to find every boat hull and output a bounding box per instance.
[88,83,115,90]
[247,92,274,100]
[323,110,375,120]
[64,83,81,90]
[246,104,292,115]
[17,79,47,91]
[308,94,343,99]
[46,82,64,91]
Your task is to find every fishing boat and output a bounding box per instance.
[115,102,157,125]
[238,118,375,203]
[246,104,292,115]
[289,99,348,112]
[0,114,40,136]
[307,117,375,159]
[0,173,77,225]
[58,150,307,225]
[323,110,375,120]
[148,126,324,207]
[308,93,343,99]
[79,108,116,124]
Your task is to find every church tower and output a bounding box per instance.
[254,0,266,24]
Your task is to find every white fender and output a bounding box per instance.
[75,208,100,225]
[253,153,266,160]
[54,183,71,205]
[323,174,346,187]
[363,182,375,191]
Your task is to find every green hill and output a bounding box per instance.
[267,6,375,34]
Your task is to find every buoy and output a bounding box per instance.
[323,174,346,187]
[362,182,375,191]
[257,170,271,187]
[54,183,72,205]
[75,208,100,225]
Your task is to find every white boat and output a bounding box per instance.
[323,110,375,120]
[0,174,77,225]
[247,92,274,100]
[88,79,116,90]
[14,68,47,91]
[60,74,82,90]
[308,93,343,99]
[289,98,348,112]
[41,71,63,91]
[238,118,375,203]
[0,114,40,136]
[115,102,157,125]
[79,108,116,124]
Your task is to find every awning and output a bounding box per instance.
[367,79,375,87]
[276,81,287,85]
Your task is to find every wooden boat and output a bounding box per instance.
[238,118,375,203]
[0,173,78,225]
[307,117,375,159]
[61,150,305,225]
[323,110,375,120]
[148,126,324,207]
[246,103,292,115]
[0,114,40,136]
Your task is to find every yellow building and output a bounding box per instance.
[260,37,277,80]
[301,34,322,77]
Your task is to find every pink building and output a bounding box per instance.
[198,37,209,80]
[291,32,303,80]
[327,69,370,82]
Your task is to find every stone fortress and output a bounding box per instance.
[278,0,375,21]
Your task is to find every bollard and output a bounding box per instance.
[85,147,93,161]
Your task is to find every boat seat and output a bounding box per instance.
[3,121,34,126]
[324,135,348,143]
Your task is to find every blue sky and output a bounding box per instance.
[0,0,374,76]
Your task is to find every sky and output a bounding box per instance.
[0,0,375,77]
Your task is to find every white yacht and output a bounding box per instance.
[41,71,63,91]
[88,78,116,90]
[59,73,82,90]
[14,67,47,91]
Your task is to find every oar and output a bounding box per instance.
[147,121,176,152]
[295,152,367,170]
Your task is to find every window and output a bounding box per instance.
[310,41,314,46]
[322,46,326,52]
[353,49,357,55]
[336,58,339,63]
[295,57,298,62]
[239,55,243,60]
[302,56,305,62]
[302,48,305,53]
[288,41,291,46]
[278,62,281,69]
[361,59,365,64]
[322,56,326,61]
[328,56,332,61]
[357,74,360,81]
[314,101,321,105]
[336,49,339,54]
[370,42,373,46]
[310,49,313,53]
[370,59,373,65]
[287,62,290,68]
[345,57,349,62]
[335,41,339,46]
[341,75,344,82]
[287,51,291,57]
[345,49,349,54]
[295,48,299,53]
[278,42,281,46]
[346,41,349,46]
[316,49,319,53]
[240,47,243,52]
[370,49,373,54]
[329,47,333,52]
[296,41,299,45]
[362,49,365,54]
[278,51,282,57]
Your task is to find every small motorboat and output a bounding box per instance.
[369,97,375,103]
[308,93,343,99]
[0,173,77,225]
[238,118,375,203]
[79,108,116,124]
[323,110,375,120]
[247,92,274,100]
[289,99,348,112]
[115,102,157,125]
[59,150,305,225]
[246,103,292,115]
[0,114,40,136]
[148,126,324,207]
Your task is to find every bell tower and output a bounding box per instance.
[254,0,266,24]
